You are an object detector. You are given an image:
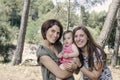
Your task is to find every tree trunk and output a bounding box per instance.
[111,8,120,67]
[13,0,30,65]
[67,0,70,30]
[97,0,120,48]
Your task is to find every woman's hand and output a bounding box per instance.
[73,58,82,74]
[73,57,82,68]
[63,54,69,58]
[57,53,63,58]
[64,60,78,72]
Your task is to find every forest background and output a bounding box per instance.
[0,0,120,80]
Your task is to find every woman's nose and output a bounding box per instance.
[76,36,80,40]
[54,33,59,37]
[77,37,82,41]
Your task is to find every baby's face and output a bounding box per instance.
[63,32,73,46]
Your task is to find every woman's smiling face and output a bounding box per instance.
[46,25,60,43]
[74,29,88,49]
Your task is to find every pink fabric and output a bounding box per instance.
[59,44,73,63]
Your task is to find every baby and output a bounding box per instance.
[56,30,79,80]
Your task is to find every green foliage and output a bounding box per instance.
[88,11,106,30]
[80,6,89,25]
[41,1,54,14]
[0,0,114,49]
[79,10,107,41]
[37,0,54,14]
[0,0,23,28]
[87,10,116,48]
[0,25,11,45]
[26,19,42,44]
[85,0,105,7]
[87,27,98,40]
[73,0,105,11]
[9,9,21,27]
[30,0,40,20]
[70,13,81,28]
[0,24,14,62]
[3,0,23,12]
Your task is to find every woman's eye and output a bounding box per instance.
[51,30,60,35]
[57,32,60,35]
[80,34,84,37]
[51,30,55,33]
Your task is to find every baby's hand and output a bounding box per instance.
[57,53,63,58]
[63,54,69,58]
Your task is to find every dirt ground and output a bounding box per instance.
[0,63,42,80]
[0,63,120,80]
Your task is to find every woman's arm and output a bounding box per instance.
[72,58,82,74]
[40,55,73,79]
[80,62,104,80]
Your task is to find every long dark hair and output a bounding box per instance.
[73,25,106,70]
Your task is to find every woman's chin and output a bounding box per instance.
[50,41,56,44]
[77,45,85,48]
